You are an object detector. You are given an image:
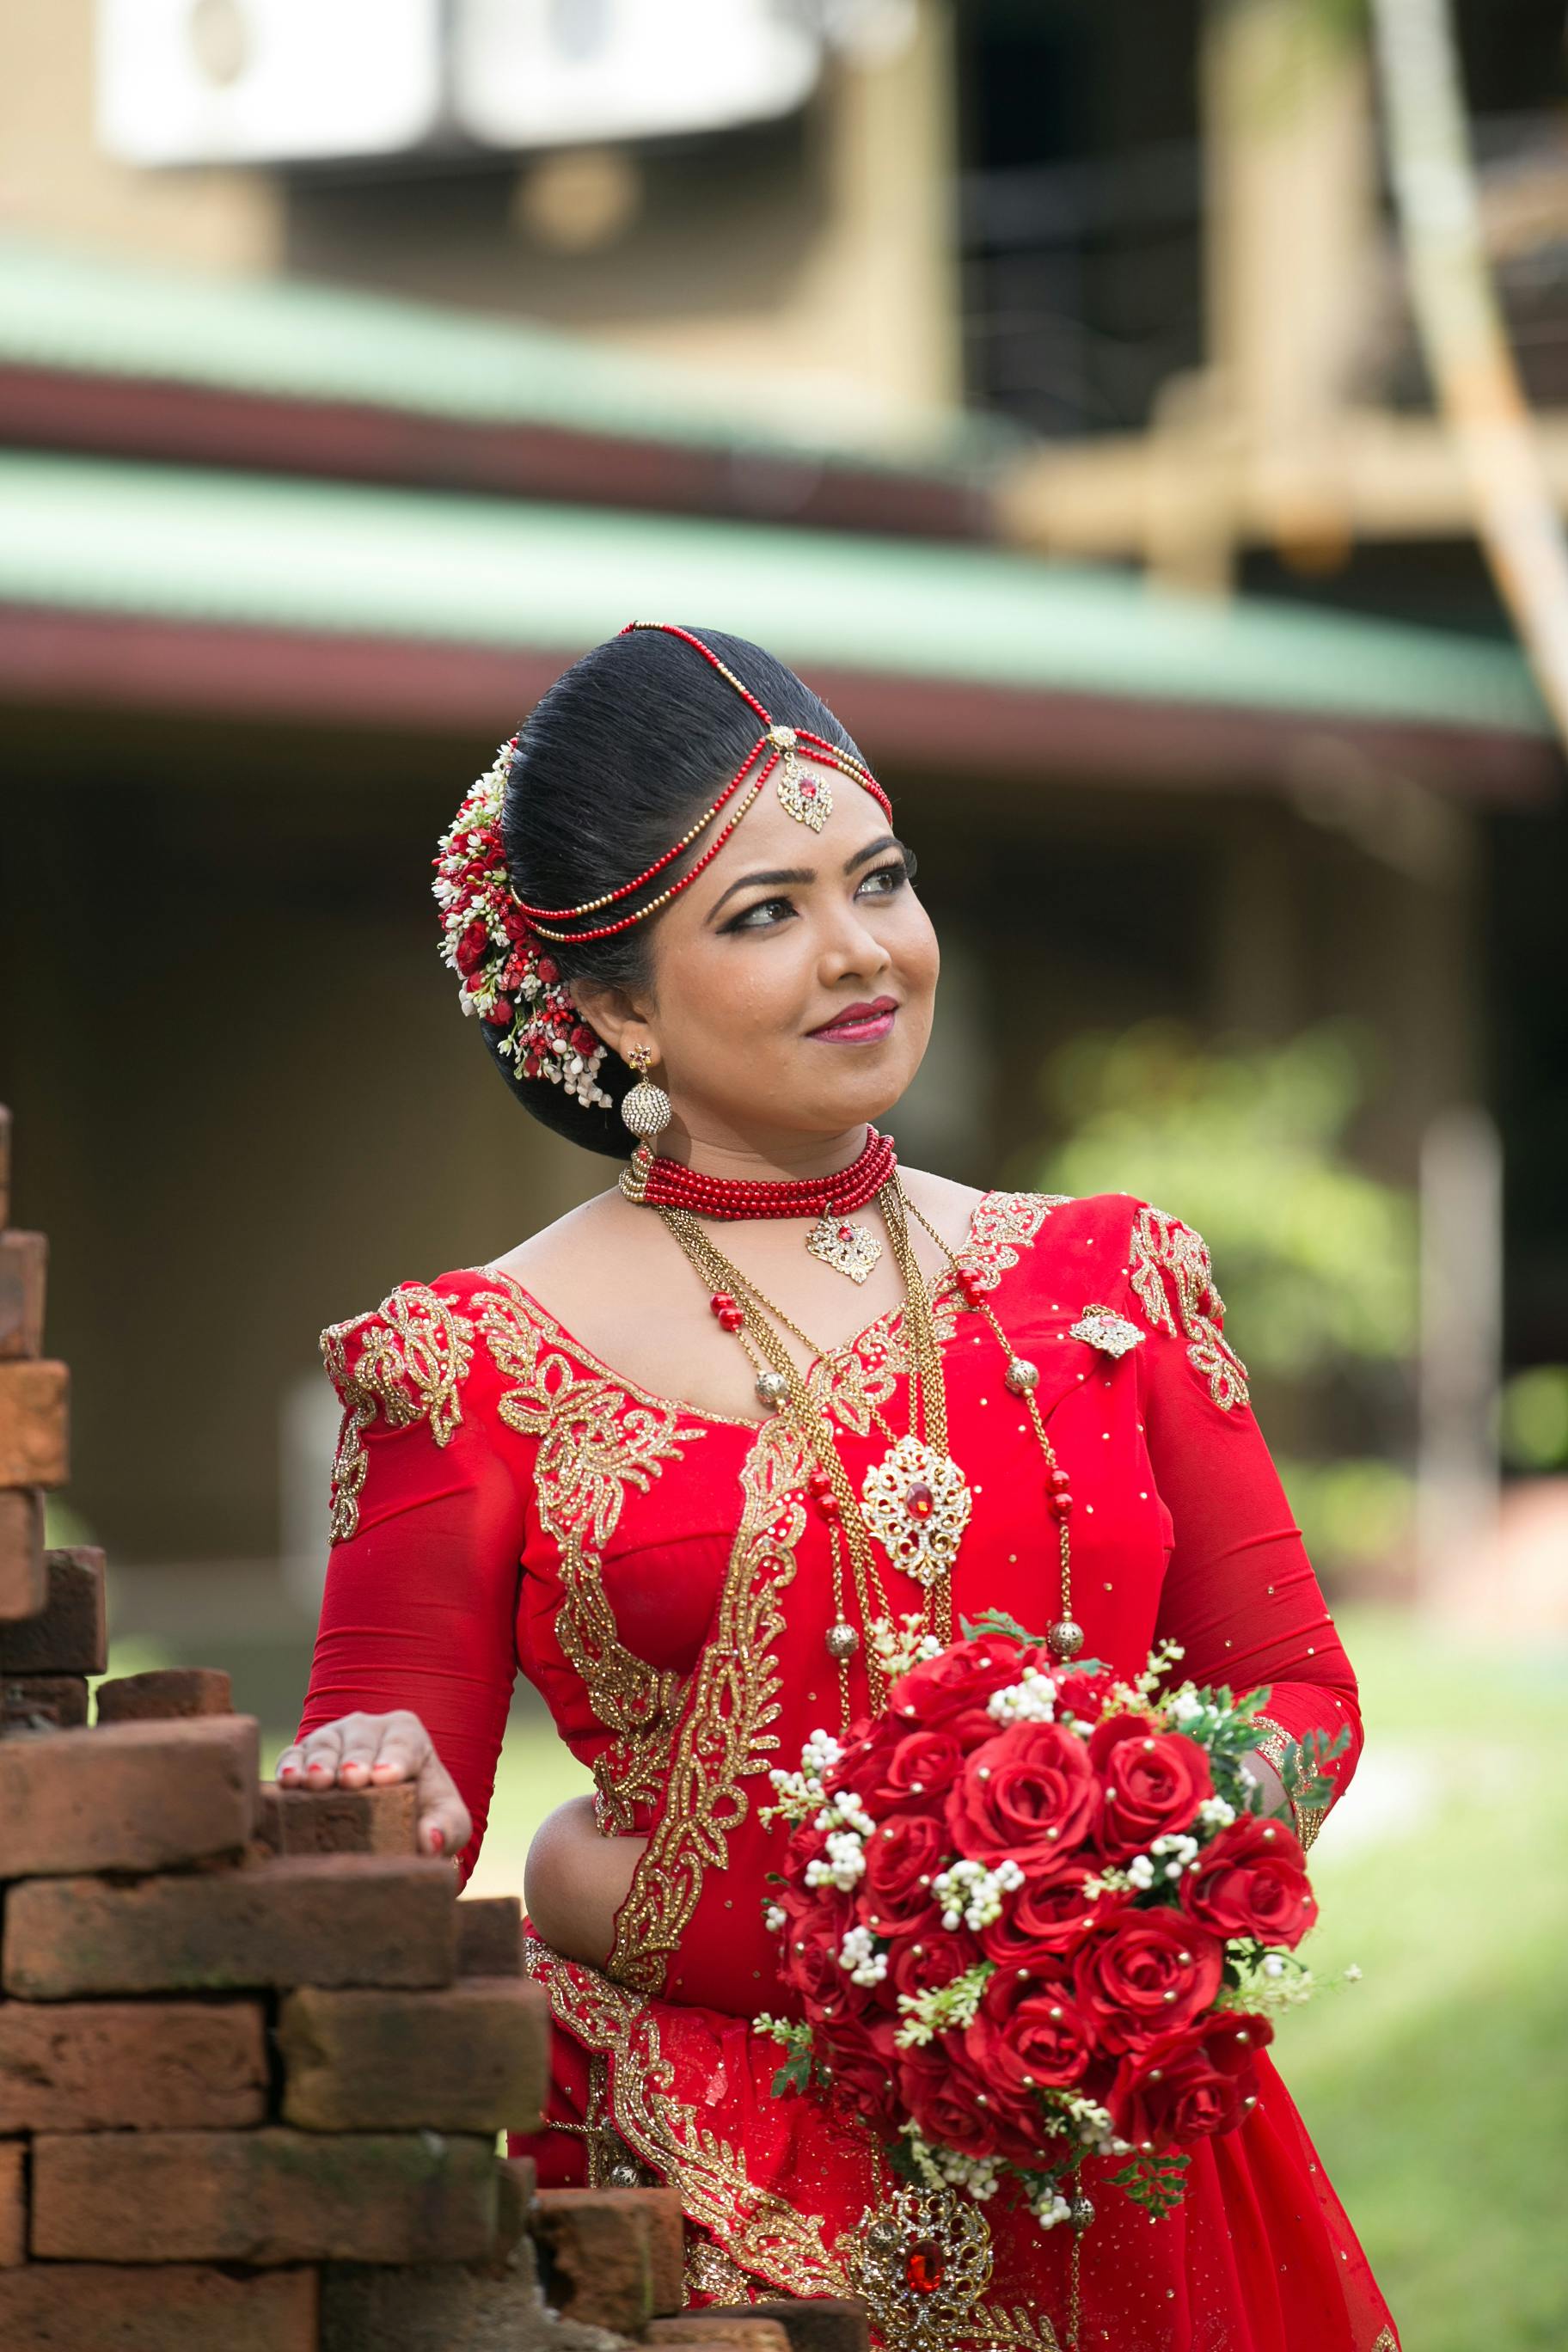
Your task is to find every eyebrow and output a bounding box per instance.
[706,833,903,923]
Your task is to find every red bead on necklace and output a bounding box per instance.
[640,1128,896,1221]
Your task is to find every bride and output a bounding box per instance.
[282,623,1399,2352]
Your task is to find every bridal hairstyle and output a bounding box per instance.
[486,627,872,1159]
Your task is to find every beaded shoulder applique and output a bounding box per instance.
[321,1282,477,1544]
[1128,1203,1250,1412]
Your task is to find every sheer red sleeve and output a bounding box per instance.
[1132,1207,1362,1849]
[296,1279,525,1885]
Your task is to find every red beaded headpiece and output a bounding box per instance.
[432,624,892,1112]
[511,624,893,942]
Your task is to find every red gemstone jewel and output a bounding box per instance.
[905,1481,935,1519]
[838,1223,854,1241]
[1049,1467,1071,1491]
[905,2240,945,2294]
[801,779,818,797]
[1049,1491,1074,1518]
[718,1306,746,1333]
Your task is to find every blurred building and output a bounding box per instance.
[0,0,1561,1699]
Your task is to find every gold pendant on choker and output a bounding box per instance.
[861,1433,971,1586]
[806,1212,882,1284]
[846,2182,994,2352]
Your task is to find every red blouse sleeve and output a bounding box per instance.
[296,1277,525,1885]
[1130,1205,1362,1850]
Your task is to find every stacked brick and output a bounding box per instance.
[0,1108,868,2352]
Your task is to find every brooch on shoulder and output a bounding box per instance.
[1069,1304,1144,1359]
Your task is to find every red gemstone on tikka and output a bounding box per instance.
[905,2240,945,2294]
[801,780,818,797]
[837,1223,854,1242]
[905,1481,935,1520]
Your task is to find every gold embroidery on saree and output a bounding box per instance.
[1129,1204,1250,1412]
[527,1940,845,2294]
[607,1410,809,1991]
[530,1943,1065,2349]
[320,1283,477,1544]
[475,1280,703,1828]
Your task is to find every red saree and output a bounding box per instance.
[298,1188,1399,2352]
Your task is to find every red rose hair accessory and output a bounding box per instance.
[432,739,613,1111]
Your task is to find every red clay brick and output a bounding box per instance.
[279,1975,548,2134]
[1,1670,89,1730]
[319,2247,547,2349]
[254,1776,418,1857]
[0,2141,22,2268]
[456,1893,523,1976]
[646,2324,793,2352]
[95,1666,232,1722]
[0,1713,258,1878]
[5,1853,459,1998]
[532,2185,671,2333]
[0,2263,319,2351]
[0,1230,46,1359]
[0,1545,106,1670]
[0,1998,266,2130]
[0,1488,46,1623]
[0,1360,69,1487]
[32,2128,499,2265]
[750,2300,873,2352]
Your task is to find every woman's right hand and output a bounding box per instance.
[273,1711,470,1860]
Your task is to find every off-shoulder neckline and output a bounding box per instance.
[464,1185,1009,1434]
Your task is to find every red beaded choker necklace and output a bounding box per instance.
[622,1126,897,1283]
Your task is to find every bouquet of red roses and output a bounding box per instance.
[758,1614,1345,2226]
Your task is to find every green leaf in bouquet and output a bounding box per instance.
[1279,1724,1351,1810]
[1109,2149,1191,2218]
[960,1608,1047,1646]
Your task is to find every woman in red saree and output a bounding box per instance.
[286,625,1399,2352]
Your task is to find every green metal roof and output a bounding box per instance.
[0,235,1010,480]
[0,450,1547,737]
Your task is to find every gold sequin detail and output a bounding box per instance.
[476,1276,703,1829]
[320,1283,477,1544]
[1130,1203,1250,1412]
[1251,1714,1330,1853]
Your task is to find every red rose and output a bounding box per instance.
[481,997,513,1026]
[570,1025,598,1055]
[888,1927,981,2003]
[876,1728,967,1814]
[1180,1815,1317,1949]
[946,1721,1099,1879]
[820,2009,903,2136]
[1052,1665,1118,1724]
[862,1814,947,1932]
[896,2035,1002,2161]
[979,1874,1123,1969]
[777,1889,859,2016]
[1089,1714,1213,1862]
[966,1966,1095,2092]
[1109,2010,1274,2152]
[455,919,490,974]
[536,956,560,986]
[1074,1910,1223,2054]
[890,1638,1042,1747]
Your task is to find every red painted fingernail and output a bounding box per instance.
[429,1827,445,1853]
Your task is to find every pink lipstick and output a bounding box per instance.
[807,995,899,1043]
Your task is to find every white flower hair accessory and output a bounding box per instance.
[432,739,614,1112]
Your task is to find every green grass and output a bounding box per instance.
[1268,1609,1568,2351]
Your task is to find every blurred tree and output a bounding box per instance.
[1032,1020,1417,1378]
